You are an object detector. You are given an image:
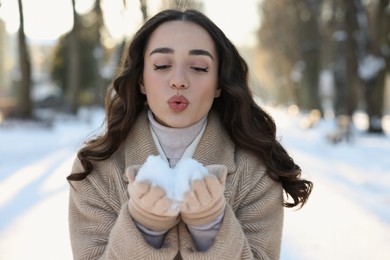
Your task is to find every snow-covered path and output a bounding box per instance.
[0,107,389,259]
[0,109,102,260]
[275,108,390,260]
[282,174,390,260]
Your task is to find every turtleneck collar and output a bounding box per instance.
[147,110,207,167]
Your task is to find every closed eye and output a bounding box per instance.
[191,66,209,72]
[153,64,171,70]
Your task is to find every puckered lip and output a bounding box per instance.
[168,95,189,104]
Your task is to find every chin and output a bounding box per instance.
[156,112,198,128]
[166,118,194,128]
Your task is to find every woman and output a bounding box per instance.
[67,8,312,259]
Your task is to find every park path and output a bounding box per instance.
[281,157,390,260]
[0,150,74,260]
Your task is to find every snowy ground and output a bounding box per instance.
[274,107,390,260]
[0,106,389,260]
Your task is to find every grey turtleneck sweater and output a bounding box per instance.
[147,110,206,168]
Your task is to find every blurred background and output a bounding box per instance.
[0,0,389,259]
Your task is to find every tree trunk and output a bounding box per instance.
[140,0,148,22]
[67,0,81,114]
[364,0,389,134]
[297,0,322,112]
[16,0,32,118]
[330,0,360,118]
[340,0,359,116]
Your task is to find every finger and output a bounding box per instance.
[125,166,137,183]
[165,207,180,216]
[208,165,227,183]
[192,179,212,206]
[180,191,200,212]
[179,201,187,212]
[140,185,166,208]
[133,181,151,198]
[218,170,227,185]
[204,175,224,198]
[154,198,178,216]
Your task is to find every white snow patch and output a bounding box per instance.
[358,54,385,80]
[0,188,72,260]
[135,155,209,202]
[0,149,71,208]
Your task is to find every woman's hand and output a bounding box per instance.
[126,166,180,231]
[180,165,227,226]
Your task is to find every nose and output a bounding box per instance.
[170,67,188,89]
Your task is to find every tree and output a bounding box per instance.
[51,0,105,111]
[293,0,322,111]
[111,0,148,79]
[328,0,389,133]
[257,0,323,111]
[16,0,32,118]
[140,0,148,22]
[67,0,81,114]
[161,0,203,10]
[331,0,361,117]
[359,0,390,133]
[257,0,389,135]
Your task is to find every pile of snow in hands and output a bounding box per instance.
[135,155,210,204]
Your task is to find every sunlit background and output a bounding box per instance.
[0,0,390,259]
[0,0,259,45]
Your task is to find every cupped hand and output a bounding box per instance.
[180,164,227,226]
[126,165,180,231]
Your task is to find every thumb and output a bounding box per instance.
[125,165,141,183]
[206,165,227,184]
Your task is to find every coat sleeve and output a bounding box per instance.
[177,162,284,260]
[68,158,179,260]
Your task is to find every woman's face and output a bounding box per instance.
[141,21,220,128]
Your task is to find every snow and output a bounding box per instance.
[332,30,347,42]
[172,157,210,201]
[1,106,389,259]
[271,107,390,260]
[0,107,104,260]
[358,54,385,81]
[135,155,209,202]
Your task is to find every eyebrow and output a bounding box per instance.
[189,49,214,60]
[149,47,173,55]
[149,47,214,60]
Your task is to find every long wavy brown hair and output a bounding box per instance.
[67,9,312,208]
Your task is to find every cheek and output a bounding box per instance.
[203,77,219,98]
[198,80,218,99]
[142,71,161,92]
[197,84,219,103]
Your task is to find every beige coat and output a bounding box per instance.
[68,109,284,259]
